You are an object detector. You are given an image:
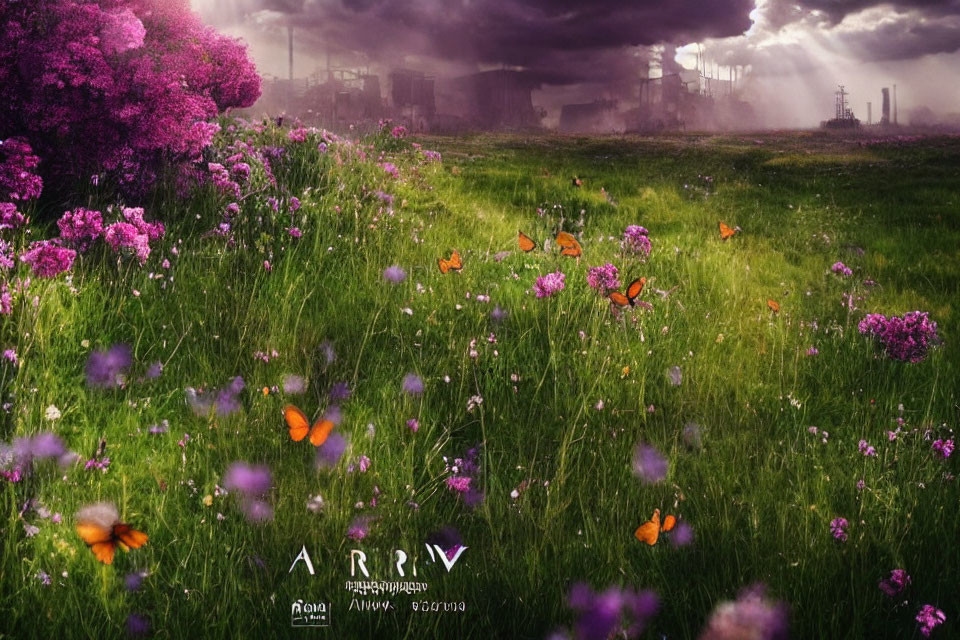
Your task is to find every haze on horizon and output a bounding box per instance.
[190,0,960,130]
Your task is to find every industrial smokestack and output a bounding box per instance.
[893,84,898,125]
[867,102,872,125]
[881,87,890,125]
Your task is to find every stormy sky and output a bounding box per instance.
[191,0,960,127]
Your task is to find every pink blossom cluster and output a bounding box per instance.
[622,225,651,258]
[587,263,621,292]
[858,311,940,363]
[831,261,853,276]
[57,208,104,251]
[916,605,946,637]
[103,207,164,264]
[0,0,260,195]
[0,138,43,201]
[0,203,26,231]
[534,271,566,298]
[19,240,76,278]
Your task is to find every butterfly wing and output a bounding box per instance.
[76,522,117,564]
[309,419,335,447]
[719,222,736,240]
[113,523,148,550]
[518,231,537,253]
[608,292,630,307]
[767,299,780,313]
[560,243,582,258]
[449,251,462,271]
[284,405,311,442]
[90,541,117,564]
[555,231,577,248]
[634,509,661,545]
[626,277,646,303]
[437,258,450,274]
[660,515,676,532]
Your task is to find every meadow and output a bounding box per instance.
[1,125,958,639]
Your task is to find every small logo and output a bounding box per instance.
[291,599,330,627]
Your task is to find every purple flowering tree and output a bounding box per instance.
[0,0,261,197]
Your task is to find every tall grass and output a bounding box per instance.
[1,127,957,639]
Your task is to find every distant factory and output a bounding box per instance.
[821,84,900,129]
[248,30,757,133]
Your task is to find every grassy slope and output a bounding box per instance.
[1,128,958,639]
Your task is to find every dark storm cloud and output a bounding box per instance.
[213,0,755,84]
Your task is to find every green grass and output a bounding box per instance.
[1,127,958,639]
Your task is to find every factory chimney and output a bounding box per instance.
[893,84,898,125]
[881,88,890,125]
[867,102,872,125]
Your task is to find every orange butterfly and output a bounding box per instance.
[555,232,582,258]
[75,502,148,565]
[767,299,780,313]
[719,221,739,240]
[634,508,676,546]
[609,277,646,307]
[518,231,537,253]
[284,404,335,447]
[437,250,463,274]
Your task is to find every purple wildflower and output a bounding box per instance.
[288,127,310,143]
[831,261,853,277]
[858,439,877,457]
[144,361,163,380]
[86,344,132,388]
[29,433,66,459]
[383,265,407,283]
[932,439,954,458]
[916,605,946,637]
[349,455,371,473]
[447,476,472,493]
[490,305,508,323]
[632,443,668,484]
[57,208,104,251]
[19,241,76,278]
[379,162,399,178]
[347,515,373,541]
[878,569,911,597]
[858,311,940,363]
[406,418,419,433]
[0,202,26,230]
[622,225,651,258]
[568,583,660,640]
[830,517,848,542]
[124,571,147,592]
[223,462,272,496]
[0,138,43,201]
[125,613,150,637]
[699,583,789,640]
[241,499,274,523]
[806,346,819,356]
[402,373,424,396]
[534,271,566,298]
[586,263,621,292]
[315,433,348,469]
[329,382,351,402]
[283,375,307,394]
[671,521,695,548]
